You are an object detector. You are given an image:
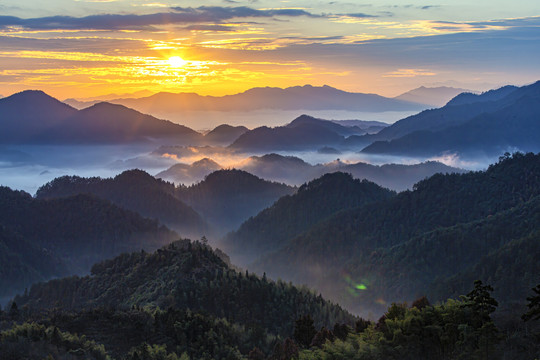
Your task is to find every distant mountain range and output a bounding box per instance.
[3,81,539,160]
[394,86,471,107]
[156,158,222,184]
[157,153,465,191]
[64,84,427,113]
[361,81,540,156]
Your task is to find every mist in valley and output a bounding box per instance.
[0,141,495,196]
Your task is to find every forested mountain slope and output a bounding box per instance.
[252,152,540,314]
[223,173,395,264]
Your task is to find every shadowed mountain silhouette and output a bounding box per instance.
[223,172,396,264]
[0,90,77,143]
[229,114,354,151]
[0,90,204,144]
[203,124,249,145]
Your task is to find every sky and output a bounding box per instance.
[0,0,539,99]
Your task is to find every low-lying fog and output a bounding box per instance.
[1,143,496,195]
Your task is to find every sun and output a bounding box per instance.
[167,56,188,68]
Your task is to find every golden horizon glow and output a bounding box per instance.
[0,1,539,99]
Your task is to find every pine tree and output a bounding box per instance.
[462,280,500,360]
[293,315,317,348]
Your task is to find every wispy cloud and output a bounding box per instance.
[0,6,320,31]
[343,13,378,18]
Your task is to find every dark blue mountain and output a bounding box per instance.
[362,81,540,156]
[0,90,203,144]
[229,114,354,151]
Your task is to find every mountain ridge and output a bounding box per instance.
[64,84,426,113]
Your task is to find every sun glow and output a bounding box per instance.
[167,56,188,68]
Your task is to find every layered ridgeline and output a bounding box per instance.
[250,152,540,315]
[223,173,396,264]
[0,186,176,299]
[10,240,356,358]
[361,81,540,156]
[176,169,295,232]
[36,169,208,237]
[0,90,202,145]
[36,169,295,236]
[158,153,464,192]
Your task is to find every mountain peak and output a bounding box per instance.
[1,89,75,109]
[84,101,133,112]
[192,158,221,168]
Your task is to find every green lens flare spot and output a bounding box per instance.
[355,284,367,290]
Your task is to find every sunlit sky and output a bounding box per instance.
[1,0,539,99]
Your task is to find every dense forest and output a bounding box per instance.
[2,269,538,359]
[0,240,368,359]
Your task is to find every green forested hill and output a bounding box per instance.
[223,172,395,264]
[14,240,355,338]
[252,152,540,314]
[0,186,176,298]
[36,169,208,237]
